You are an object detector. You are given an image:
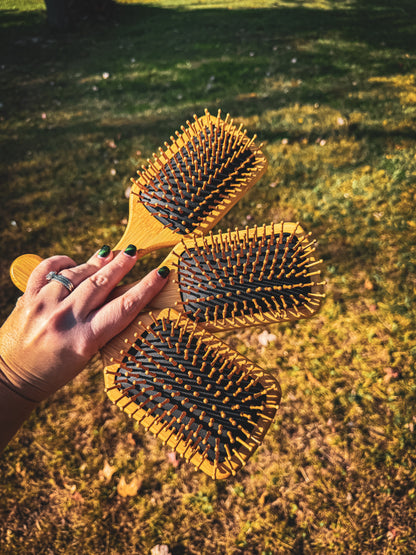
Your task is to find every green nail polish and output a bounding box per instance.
[158,266,170,278]
[98,245,111,258]
[124,244,137,257]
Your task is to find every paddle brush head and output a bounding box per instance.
[103,309,281,480]
[152,222,325,331]
[119,109,267,253]
[9,109,267,291]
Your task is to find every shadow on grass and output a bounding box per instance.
[1,0,415,157]
[1,0,415,314]
[1,0,414,119]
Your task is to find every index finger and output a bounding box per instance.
[87,267,170,350]
[69,245,139,318]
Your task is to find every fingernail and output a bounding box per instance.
[157,266,170,279]
[97,245,111,258]
[124,244,137,257]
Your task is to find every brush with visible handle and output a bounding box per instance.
[102,308,281,480]
[10,222,325,331]
[113,221,325,332]
[10,109,267,292]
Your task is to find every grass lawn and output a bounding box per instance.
[1,0,416,553]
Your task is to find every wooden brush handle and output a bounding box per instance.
[10,254,44,292]
[9,247,146,293]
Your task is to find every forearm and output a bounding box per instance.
[0,360,38,452]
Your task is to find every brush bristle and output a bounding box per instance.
[132,109,266,235]
[172,222,325,329]
[104,310,280,479]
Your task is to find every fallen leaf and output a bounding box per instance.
[126,432,136,447]
[150,545,172,555]
[383,367,400,383]
[117,475,142,497]
[258,330,277,347]
[99,460,116,483]
[105,139,117,149]
[167,451,180,468]
[364,278,374,290]
[387,528,398,541]
[63,482,77,494]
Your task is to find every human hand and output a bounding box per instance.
[0,245,170,404]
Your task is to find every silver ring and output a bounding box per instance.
[46,271,75,293]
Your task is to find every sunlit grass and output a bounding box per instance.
[1,0,416,553]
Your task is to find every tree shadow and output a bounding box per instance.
[1,0,414,157]
[1,0,415,313]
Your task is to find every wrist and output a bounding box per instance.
[0,356,39,452]
[0,355,41,404]
[0,311,49,403]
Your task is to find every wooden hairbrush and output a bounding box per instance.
[116,221,325,332]
[10,109,267,292]
[102,308,281,480]
[101,221,321,478]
